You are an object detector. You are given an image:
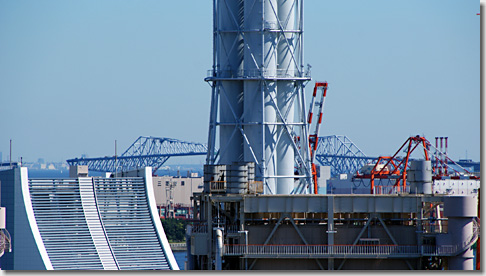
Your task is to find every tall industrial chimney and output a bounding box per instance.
[205,0,312,194]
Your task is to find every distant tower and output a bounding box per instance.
[205,0,312,194]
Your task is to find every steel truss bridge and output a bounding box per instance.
[67,135,365,176]
[314,135,375,177]
[66,135,478,177]
[66,136,208,173]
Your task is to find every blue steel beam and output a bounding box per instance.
[67,136,208,173]
[314,135,375,176]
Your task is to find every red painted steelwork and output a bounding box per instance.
[308,82,328,194]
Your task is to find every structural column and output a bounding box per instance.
[444,196,478,270]
[327,196,335,270]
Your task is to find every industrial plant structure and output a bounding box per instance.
[204,0,313,195]
[185,0,480,270]
[1,0,478,271]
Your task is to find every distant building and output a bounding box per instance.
[111,168,204,220]
[152,176,203,219]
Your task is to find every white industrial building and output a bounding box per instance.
[0,166,179,270]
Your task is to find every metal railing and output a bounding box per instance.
[224,244,420,257]
[421,245,456,256]
[224,243,478,257]
[372,185,411,195]
[422,219,448,234]
[169,243,187,251]
[248,181,263,194]
[191,224,208,233]
[207,69,311,79]
[210,181,226,192]
[422,218,482,256]
[209,181,263,194]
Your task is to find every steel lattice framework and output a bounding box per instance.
[205,0,313,195]
[66,136,208,173]
[65,135,479,177]
[314,135,376,176]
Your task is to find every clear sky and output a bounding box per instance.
[0,0,481,165]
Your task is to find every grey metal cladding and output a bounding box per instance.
[243,195,424,213]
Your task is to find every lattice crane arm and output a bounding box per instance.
[307,82,329,194]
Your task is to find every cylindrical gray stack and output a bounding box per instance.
[408,160,432,194]
[207,0,310,195]
[227,163,248,194]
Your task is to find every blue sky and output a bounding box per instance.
[0,0,481,164]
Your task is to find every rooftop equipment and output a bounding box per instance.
[354,136,479,194]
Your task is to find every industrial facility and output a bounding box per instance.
[0,0,479,271]
[183,0,480,271]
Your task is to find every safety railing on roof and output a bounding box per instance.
[209,181,263,194]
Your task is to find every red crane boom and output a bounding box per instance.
[307,82,328,194]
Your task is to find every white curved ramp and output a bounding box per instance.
[25,168,179,270]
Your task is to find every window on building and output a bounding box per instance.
[181,181,185,186]
[166,181,169,186]
[157,181,162,187]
